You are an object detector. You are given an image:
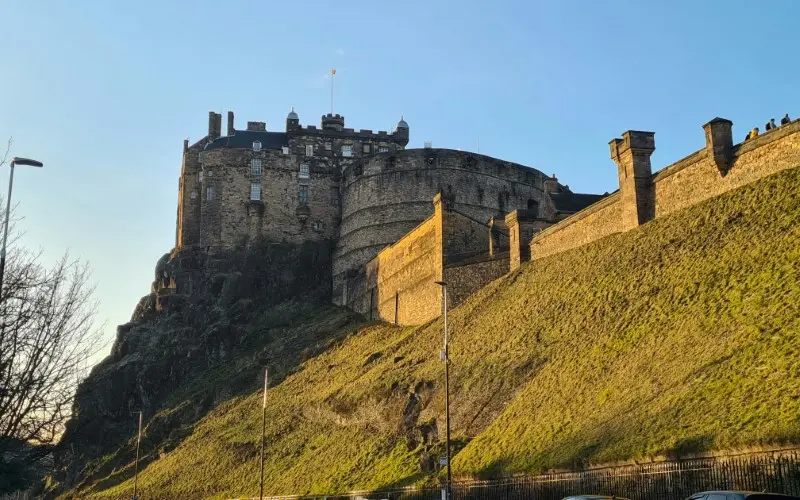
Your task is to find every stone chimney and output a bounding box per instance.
[610,130,656,230]
[247,121,267,132]
[208,112,222,139]
[227,111,235,136]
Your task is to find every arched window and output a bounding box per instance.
[527,198,539,214]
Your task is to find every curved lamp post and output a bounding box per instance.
[0,157,43,296]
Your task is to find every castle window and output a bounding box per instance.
[299,185,309,204]
[253,141,262,152]
[250,183,261,201]
[305,144,314,157]
[330,187,339,206]
[198,171,203,183]
[282,146,290,155]
[198,151,204,163]
[312,221,324,232]
[190,191,197,199]
[206,186,214,201]
[363,143,371,154]
[378,146,389,153]
[325,141,332,151]
[341,145,352,157]
[527,199,539,213]
[299,164,310,179]
[251,158,262,176]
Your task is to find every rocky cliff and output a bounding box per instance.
[48,239,363,496]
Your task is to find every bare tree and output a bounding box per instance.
[0,138,103,460]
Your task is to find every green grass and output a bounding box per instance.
[73,166,800,499]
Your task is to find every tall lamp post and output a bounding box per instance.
[434,280,452,500]
[133,411,142,500]
[0,157,43,295]
[259,367,269,500]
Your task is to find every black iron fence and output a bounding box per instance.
[250,452,800,500]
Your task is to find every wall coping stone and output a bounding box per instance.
[530,191,620,243]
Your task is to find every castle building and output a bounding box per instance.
[175,108,604,322]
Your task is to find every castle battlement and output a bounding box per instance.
[340,148,549,188]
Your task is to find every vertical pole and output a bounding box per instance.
[443,285,452,500]
[133,411,142,500]
[369,289,374,321]
[259,367,268,500]
[331,69,334,115]
[0,162,16,296]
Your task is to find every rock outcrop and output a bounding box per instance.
[48,239,352,495]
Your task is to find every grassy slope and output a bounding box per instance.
[84,166,800,499]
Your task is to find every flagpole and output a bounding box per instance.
[330,69,334,115]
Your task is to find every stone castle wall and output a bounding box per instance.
[512,117,800,267]
[333,149,551,305]
[653,120,800,218]
[350,195,512,326]
[443,255,509,308]
[195,147,339,246]
[363,206,443,326]
[176,110,408,249]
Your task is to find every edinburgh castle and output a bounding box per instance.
[175,108,799,326]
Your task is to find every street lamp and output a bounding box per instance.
[259,367,269,500]
[434,280,452,500]
[0,157,43,296]
[132,410,143,500]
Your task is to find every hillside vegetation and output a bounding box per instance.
[73,166,800,499]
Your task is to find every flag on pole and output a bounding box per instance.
[332,68,336,75]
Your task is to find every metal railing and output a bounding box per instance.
[235,452,800,500]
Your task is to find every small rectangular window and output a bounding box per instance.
[252,141,262,152]
[250,183,261,201]
[299,164,310,179]
[378,146,389,153]
[305,144,314,157]
[282,146,290,155]
[325,141,332,151]
[198,151,204,163]
[206,186,214,201]
[330,187,339,206]
[342,145,352,157]
[299,185,309,204]
[363,143,371,154]
[251,158,262,176]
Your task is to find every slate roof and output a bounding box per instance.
[550,191,608,214]
[204,130,288,151]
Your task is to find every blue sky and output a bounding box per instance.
[1,0,798,364]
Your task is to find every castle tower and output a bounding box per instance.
[609,130,656,230]
[395,116,409,147]
[286,107,300,132]
[321,113,345,131]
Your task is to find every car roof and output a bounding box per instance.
[693,492,800,498]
